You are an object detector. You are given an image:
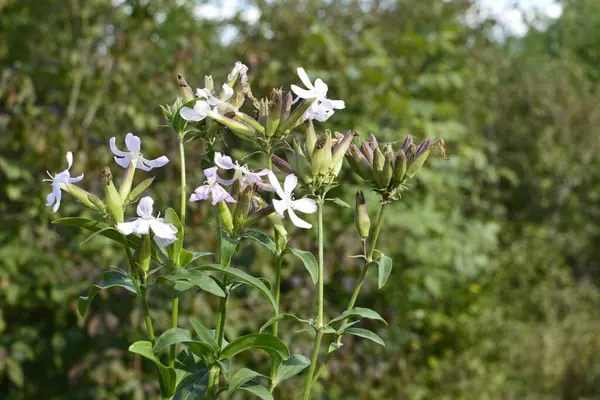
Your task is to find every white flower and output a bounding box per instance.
[44,151,84,212]
[109,133,169,171]
[190,167,236,205]
[117,196,178,247]
[213,152,269,188]
[181,84,237,121]
[268,171,317,229]
[228,61,249,84]
[290,67,345,121]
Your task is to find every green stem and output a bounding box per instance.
[169,136,187,368]
[312,203,387,386]
[269,254,284,391]
[124,245,156,343]
[301,198,325,399]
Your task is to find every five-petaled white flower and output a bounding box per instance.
[190,167,236,205]
[214,152,269,188]
[290,67,345,122]
[117,196,178,247]
[44,151,84,213]
[268,171,317,229]
[110,133,169,171]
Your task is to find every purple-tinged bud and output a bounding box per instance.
[266,89,282,137]
[368,134,379,151]
[393,150,407,182]
[355,191,371,239]
[406,138,434,179]
[401,135,414,154]
[271,155,294,174]
[380,144,394,187]
[259,98,268,132]
[177,74,195,102]
[305,119,317,157]
[360,140,374,165]
[279,98,315,133]
[347,143,373,180]
[280,91,293,126]
[331,130,354,167]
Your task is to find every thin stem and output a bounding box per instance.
[124,245,156,342]
[179,136,187,226]
[301,198,325,399]
[311,203,387,385]
[269,254,284,391]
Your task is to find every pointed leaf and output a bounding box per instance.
[154,328,192,353]
[128,177,155,202]
[377,254,393,289]
[193,264,277,312]
[78,269,138,317]
[219,236,239,267]
[190,318,218,349]
[238,382,274,400]
[180,250,212,268]
[283,248,318,285]
[165,208,184,266]
[329,307,387,326]
[326,197,351,208]
[242,230,276,254]
[272,354,310,386]
[228,368,267,394]
[174,371,209,400]
[343,328,385,346]
[220,334,289,362]
[328,342,343,354]
[259,313,308,333]
[161,268,225,297]
[129,341,177,397]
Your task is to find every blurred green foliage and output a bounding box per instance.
[2,0,600,398]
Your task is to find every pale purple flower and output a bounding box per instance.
[117,196,178,247]
[190,167,236,205]
[44,151,84,212]
[268,171,317,229]
[213,152,269,188]
[290,67,345,122]
[109,133,169,171]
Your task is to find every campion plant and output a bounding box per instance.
[45,62,444,399]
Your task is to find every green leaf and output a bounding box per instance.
[329,307,387,326]
[336,320,360,334]
[259,313,308,333]
[193,264,277,312]
[79,226,115,247]
[283,248,318,285]
[187,342,217,365]
[129,341,177,397]
[326,197,352,208]
[328,342,343,354]
[219,236,239,267]
[128,177,155,202]
[165,208,183,266]
[228,368,267,394]
[377,254,393,289]
[78,269,138,317]
[154,328,192,353]
[162,268,225,297]
[242,229,277,254]
[190,318,218,349]
[343,328,385,346]
[220,334,290,363]
[238,382,274,400]
[179,250,212,268]
[272,354,310,387]
[174,372,209,400]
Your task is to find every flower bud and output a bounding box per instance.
[305,119,317,157]
[279,98,315,133]
[360,140,374,165]
[393,150,407,182]
[266,89,282,137]
[373,146,385,172]
[233,186,253,230]
[64,184,105,212]
[119,162,136,201]
[216,200,234,232]
[401,135,413,154]
[271,154,294,174]
[259,98,269,132]
[379,144,394,188]
[331,130,353,167]
[234,111,264,133]
[287,140,312,182]
[139,233,151,275]
[347,143,373,180]
[354,191,370,239]
[102,167,124,223]
[177,74,195,102]
[280,91,293,124]
[311,132,333,176]
[406,138,433,179]
[211,113,255,139]
[368,134,379,152]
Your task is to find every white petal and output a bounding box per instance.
[283,174,298,195]
[267,171,285,199]
[196,88,212,99]
[194,101,211,117]
[180,106,204,121]
[65,152,73,170]
[297,67,314,90]
[109,137,129,157]
[137,196,154,218]
[190,185,210,202]
[117,220,139,235]
[214,152,235,170]
[125,133,141,154]
[51,184,62,212]
[135,161,152,172]
[46,191,56,207]
[114,155,133,169]
[243,171,264,185]
[68,174,84,183]
[292,197,317,214]
[288,208,312,229]
[140,156,169,170]
[290,85,315,99]
[150,219,178,239]
[134,219,151,235]
[221,84,234,101]
[272,199,288,216]
[322,99,345,110]
[313,79,329,97]
[154,235,175,248]
[211,184,236,205]
[254,168,270,176]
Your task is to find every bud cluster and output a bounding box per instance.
[346,134,444,201]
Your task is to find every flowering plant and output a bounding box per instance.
[46,62,444,399]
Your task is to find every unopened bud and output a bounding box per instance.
[266,89,282,137]
[234,111,264,133]
[102,167,124,223]
[360,140,374,165]
[233,186,253,230]
[393,150,407,182]
[271,154,294,174]
[368,134,379,151]
[280,91,293,124]
[354,191,371,238]
[380,150,394,188]
[331,130,353,167]
[288,140,311,182]
[401,135,413,154]
[311,132,333,176]
[259,98,268,132]
[305,119,317,157]
[216,201,234,232]
[65,184,104,212]
[177,74,195,102]
[373,147,385,172]
[405,138,433,179]
[279,98,315,133]
[211,113,255,139]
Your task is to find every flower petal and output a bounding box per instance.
[313,79,329,97]
[272,198,287,217]
[109,137,129,157]
[51,184,62,213]
[65,151,73,170]
[290,85,315,99]
[214,152,236,170]
[150,219,178,239]
[221,83,234,101]
[114,155,133,169]
[288,208,312,229]
[267,171,285,199]
[135,219,151,235]
[283,174,298,195]
[292,197,317,214]
[68,174,84,184]
[140,155,169,169]
[125,133,141,154]
[180,106,204,121]
[117,220,139,235]
[137,196,154,218]
[322,99,345,110]
[190,185,210,202]
[46,190,56,207]
[135,161,152,172]
[154,235,175,248]
[211,184,236,205]
[297,67,314,90]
